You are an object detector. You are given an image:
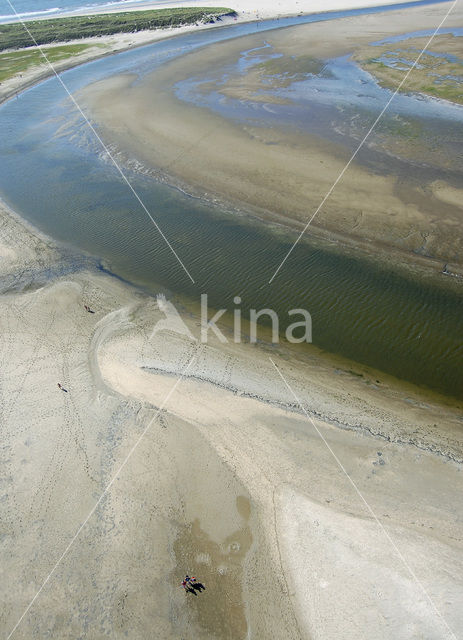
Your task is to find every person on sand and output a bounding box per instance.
[181,579,196,596]
[57,383,68,393]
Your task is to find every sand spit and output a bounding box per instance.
[1,198,462,638]
[80,2,463,271]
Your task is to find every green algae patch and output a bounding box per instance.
[258,54,325,77]
[257,54,326,87]
[353,34,463,105]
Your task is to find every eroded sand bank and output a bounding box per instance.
[80,2,463,272]
[1,200,462,638]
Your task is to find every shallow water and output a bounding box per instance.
[175,31,463,123]
[0,3,462,399]
[0,0,173,24]
[173,28,463,178]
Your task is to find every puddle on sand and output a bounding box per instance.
[174,498,252,639]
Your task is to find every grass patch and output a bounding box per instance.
[0,43,104,82]
[362,58,463,104]
[353,35,463,105]
[254,54,327,89]
[258,54,324,77]
[0,7,236,51]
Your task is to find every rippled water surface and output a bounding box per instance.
[0,2,462,399]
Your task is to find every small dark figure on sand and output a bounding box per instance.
[181,580,197,596]
[57,383,68,393]
[182,575,205,595]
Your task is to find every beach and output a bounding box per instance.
[1,194,462,638]
[1,1,463,638]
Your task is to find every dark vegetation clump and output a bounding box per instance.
[0,7,236,51]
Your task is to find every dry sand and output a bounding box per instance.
[80,2,463,271]
[0,196,462,639]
